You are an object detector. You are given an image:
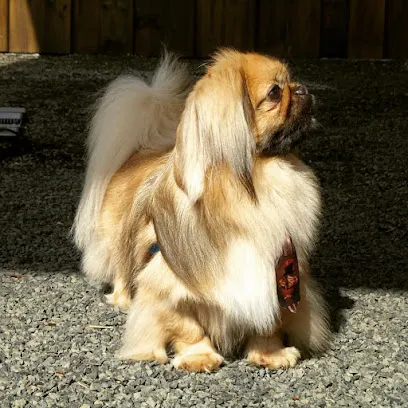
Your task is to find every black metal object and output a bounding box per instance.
[0,108,28,142]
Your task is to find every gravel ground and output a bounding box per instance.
[0,53,407,407]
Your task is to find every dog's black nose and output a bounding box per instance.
[294,84,308,95]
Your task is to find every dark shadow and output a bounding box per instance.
[0,54,162,274]
[295,59,408,293]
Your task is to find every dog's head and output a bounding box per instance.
[175,49,315,202]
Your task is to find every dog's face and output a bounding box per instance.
[242,53,314,156]
[175,49,316,201]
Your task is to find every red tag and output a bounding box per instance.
[276,238,300,313]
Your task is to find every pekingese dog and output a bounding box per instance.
[73,49,331,372]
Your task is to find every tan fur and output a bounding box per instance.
[98,151,170,305]
[247,332,301,369]
[78,49,331,372]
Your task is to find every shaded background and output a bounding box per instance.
[0,0,407,59]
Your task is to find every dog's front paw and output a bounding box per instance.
[119,347,169,364]
[105,291,132,311]
[173,351,224,372]
[248,346,301,370]
[104,278,132,311]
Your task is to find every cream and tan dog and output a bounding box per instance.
[73,50,331,372]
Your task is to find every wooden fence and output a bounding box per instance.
[0,0,407,58]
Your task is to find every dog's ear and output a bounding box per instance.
[175,66,255,202]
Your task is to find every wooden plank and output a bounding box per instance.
[196,0,223,57]
[73,0,101,53]
[196,0,256,58]
[134,0,195,57]
[257,0,321,59]
[100,0,133,53]
[385,0,408,58]
[320,0,349,58]
[73,0,133,54]
[286,0,321,58]
[348,0,385,59]
[0,0,9,51]
[44,0,71,53]
[9,0,42,52]
[9,0,71,53]
[223,0,255,52]
[133,0,161,57]
[257,0,288,58]
[162,0,195,56]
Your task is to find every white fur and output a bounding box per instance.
[72,53,190,282]
[212,158,321,336]
[81,237,113,283]
[216,239,279,332]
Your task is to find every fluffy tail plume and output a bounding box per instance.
[73,53,190,250]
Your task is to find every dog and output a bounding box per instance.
[73,49,331,372]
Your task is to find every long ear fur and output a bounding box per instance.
[175,55,255,202]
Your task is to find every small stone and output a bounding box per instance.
[13,400,27,408]
[146,397,156,407]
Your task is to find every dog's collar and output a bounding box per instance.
[276,237,300,313]
[149,243,160,255]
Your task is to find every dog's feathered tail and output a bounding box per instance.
[73,53,190,252]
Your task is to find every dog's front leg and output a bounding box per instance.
[119,288,223,372]
[246,331,301,369]
[172,334,224,373]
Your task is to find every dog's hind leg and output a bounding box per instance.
[105,274,132,311]
[281,275,331,356]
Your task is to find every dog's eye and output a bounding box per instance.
[268,85,281,100]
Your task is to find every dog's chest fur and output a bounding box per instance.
[208,156,321,334]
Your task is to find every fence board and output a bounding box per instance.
[196,0,255,58]
[74,0,133,54]
[320,0,349,58]
[385,0,408,58]
[348,0,385,58]
[0,0,8,51]
[257,0,287,57]
[286,0,321,58]
[134,0,194,57]
[9,0,41,52]
[257,0,321,59]
[9,0,71,53]
[45,0,71,53]
[196,0,223,57]
[101,0,133,53]
[223,0,255,52]
[73,0,100,53]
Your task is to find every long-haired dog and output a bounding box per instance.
[73,50,331,372]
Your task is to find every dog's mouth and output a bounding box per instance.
[257,92,317,156]
[258,115,316,156]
